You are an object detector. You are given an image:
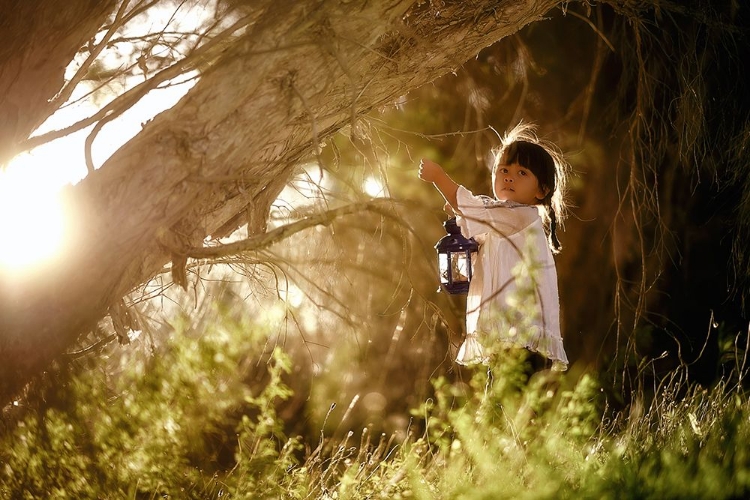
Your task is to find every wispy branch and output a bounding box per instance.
[184,198,411,259]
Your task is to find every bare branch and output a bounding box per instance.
[49,0,132,111]
[182,199,412,259]
[18,12,254,156]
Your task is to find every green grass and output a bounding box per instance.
[2,307,749,499]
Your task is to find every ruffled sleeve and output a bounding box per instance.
[455,186,538,239]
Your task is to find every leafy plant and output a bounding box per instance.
[2,302,749,499]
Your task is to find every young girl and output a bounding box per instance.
[418,123,569,371]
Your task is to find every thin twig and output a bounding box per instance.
[567,10,616,53]
[18,13,254,155]
[49,0,132,111]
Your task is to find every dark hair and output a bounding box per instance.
[491,123,569,253]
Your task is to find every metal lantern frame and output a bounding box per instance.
[434,217,478,295]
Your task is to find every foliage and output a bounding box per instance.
[0,303,299,498]
[3,303,750,499]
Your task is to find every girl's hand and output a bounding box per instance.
[417,159,445,183]
[443,202,457,216]
[417,158,460,210]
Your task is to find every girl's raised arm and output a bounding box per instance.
[417,159,460,211]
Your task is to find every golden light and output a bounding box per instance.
[0,158,66,271]
[280,283,304,308]
[363,176,387,198]
[0,68,197,274]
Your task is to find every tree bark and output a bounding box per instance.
[0,0,559,406]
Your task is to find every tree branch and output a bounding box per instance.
[18,12,254,156]
[49,0,132,112]
[183,198,409,259]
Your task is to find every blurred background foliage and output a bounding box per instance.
[3,1,750,496]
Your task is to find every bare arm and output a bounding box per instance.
[417,159,460,211]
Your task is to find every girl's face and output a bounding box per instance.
[493,163,548,205]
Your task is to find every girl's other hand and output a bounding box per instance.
[443,202,457,216]
[417,158,444,183]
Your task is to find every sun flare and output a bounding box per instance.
[363,176,387,198]
[0,160,66,271]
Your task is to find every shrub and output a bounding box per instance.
[2,305,749,499]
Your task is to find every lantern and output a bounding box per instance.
[434,217,478,294]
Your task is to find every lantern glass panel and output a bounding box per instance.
[451,252,470,283]
[439,253,449,284]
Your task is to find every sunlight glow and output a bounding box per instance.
[363,176,387,198]
[0,163,66,270]
[280,283,304,308]
[0,50,198,272]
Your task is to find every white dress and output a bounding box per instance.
[454,186,568,371]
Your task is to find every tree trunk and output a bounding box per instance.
[0,0,560,406]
